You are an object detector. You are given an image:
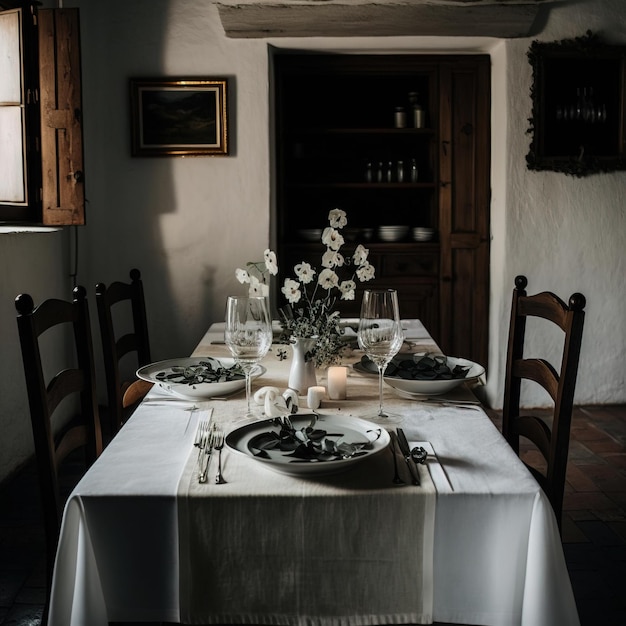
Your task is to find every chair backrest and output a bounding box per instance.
[502,275,586,531]
[15,285,103,621]
[95,268,152,435]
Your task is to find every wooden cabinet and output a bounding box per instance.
[273,54,490,368]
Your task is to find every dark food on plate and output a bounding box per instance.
[155,357,244,386]
[248,415,381,463]
[384,354,470,381]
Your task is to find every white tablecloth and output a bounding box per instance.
[48,320,579,626]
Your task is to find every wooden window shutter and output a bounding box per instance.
[38,8,85,226]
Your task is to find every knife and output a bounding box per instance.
[396,428,420,486]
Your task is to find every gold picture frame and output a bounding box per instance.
[130,78,228,157]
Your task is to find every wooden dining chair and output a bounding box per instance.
[502,275,586,532]
[96,268,153,436]
[15,285,103,624]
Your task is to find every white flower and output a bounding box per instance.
[321,249,345,269]
[321,227,344,251]
[281,278,302,303]
[356,262,375,282]
[294,262,316,284]
[339,280,356,300]
[264,249,278,276]
[237,210,376,369]
[236,268,250,284]
[328,208,347,229]
[352,244,369,266]
[318,268,339,290]
[249,275,269,297]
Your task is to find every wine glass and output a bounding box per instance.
[224,296,272,418]
[357,289,404,422]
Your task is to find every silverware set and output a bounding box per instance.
[194,420,226,484]
[392,428,428,486]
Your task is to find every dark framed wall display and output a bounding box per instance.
[526,32,626,176]
[130,78,228,156]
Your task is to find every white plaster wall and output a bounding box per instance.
[0,230,72,480]
[1,0,625,483]
[485,0,626,407]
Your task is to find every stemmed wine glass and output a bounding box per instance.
[357,289,404,422]
[224,296,272,418]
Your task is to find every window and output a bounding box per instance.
[0,4,85,225]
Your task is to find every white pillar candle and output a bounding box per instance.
[327,366,347,400]
[307,386,326,410]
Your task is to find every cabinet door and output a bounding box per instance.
[438,58,490,368]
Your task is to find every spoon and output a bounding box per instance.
[411,446,428,465]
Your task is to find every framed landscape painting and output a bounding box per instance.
[130,78,228,156]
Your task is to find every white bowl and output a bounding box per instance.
[378,225,409,241]
[137,356,266,400]
[412,227,434,242]
[383,354,485,396]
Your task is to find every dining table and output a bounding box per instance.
[48,319,580,626]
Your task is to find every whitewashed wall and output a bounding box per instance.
[0,0,624,483]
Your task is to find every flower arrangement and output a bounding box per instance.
[236,209,375,368]
[235,249,278,298]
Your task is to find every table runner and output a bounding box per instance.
[177,418,436,625]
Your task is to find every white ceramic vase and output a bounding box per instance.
[288,336,317,394]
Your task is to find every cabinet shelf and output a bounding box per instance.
[283,242,439,251]
[291,127,436,136]
[287,182,437,190]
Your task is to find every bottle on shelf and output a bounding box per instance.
[376,161,384,183]
[410,158,419,182]
[365,161,373,183]
[396,160,404,183]
[394,106,407,128]
[408,91,425,129]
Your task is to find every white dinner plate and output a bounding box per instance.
[225,413,390,477]
[137,357,265,400]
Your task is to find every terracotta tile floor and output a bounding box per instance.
[1,405,625,625]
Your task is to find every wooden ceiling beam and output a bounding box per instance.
[217,0,557,38]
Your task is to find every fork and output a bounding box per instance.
[214,428,226,484]
[198,424,216,483]
[194,420,210,465]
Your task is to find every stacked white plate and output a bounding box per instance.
[412,227,434,242]
[378,225,409,242]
